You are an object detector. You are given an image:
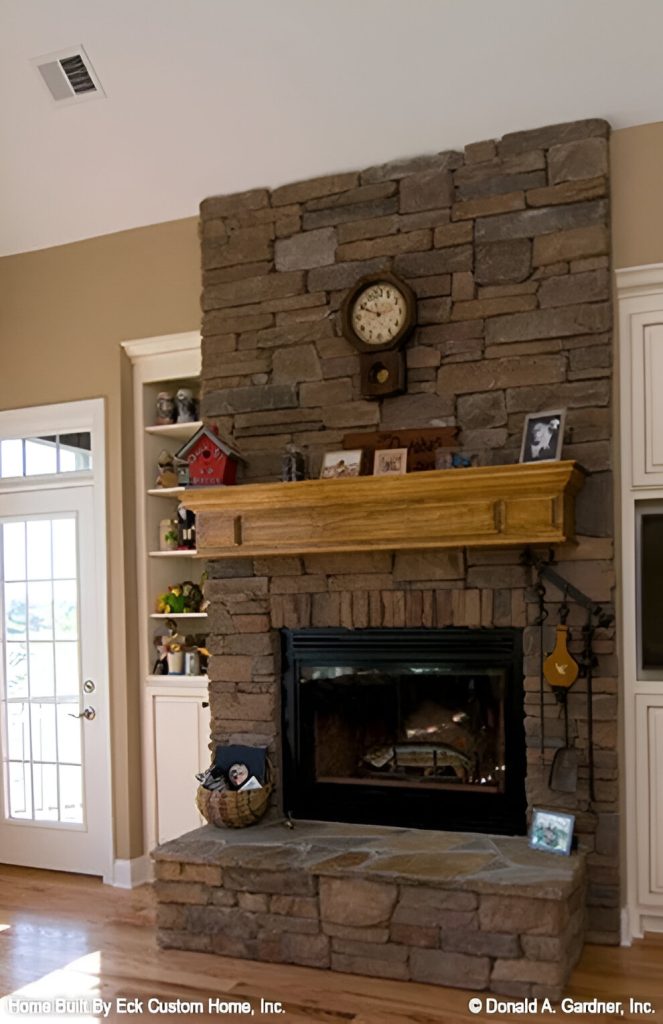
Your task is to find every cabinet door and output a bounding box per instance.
[631,319,663,486]
[635,694,663,905]
[152,694,209,844]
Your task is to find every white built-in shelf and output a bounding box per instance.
[147,486,185,498]
[149,549,198,558]
[150,612,208,620]
[145,421,203,441]
[146,674,209,685]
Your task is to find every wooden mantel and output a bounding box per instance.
[182,461,585,560]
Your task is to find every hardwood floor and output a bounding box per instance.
[0,864,661,1023]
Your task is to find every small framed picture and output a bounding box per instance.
[373,447,408,476]
[520,409,566,463]
[528,808,575,856]
[320,449,363,479]
[518,407,565,464]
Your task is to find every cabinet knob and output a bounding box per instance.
[201,701,209,708]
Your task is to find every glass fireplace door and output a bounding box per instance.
[282,628,526,836]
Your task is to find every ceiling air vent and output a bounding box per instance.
[32,46,105,105]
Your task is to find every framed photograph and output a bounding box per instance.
[519,409,566,463]
[528,808,575,856]
[373,447,408,476]
[320,449,363,479]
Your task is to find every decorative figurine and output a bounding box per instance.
[155,577,207,614]
[155,392,176,425]
[281,442,307,482]
[177,506,196,549]
[155,449,179,489]
[176,388,198,423]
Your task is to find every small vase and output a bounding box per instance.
[155,392,176,425]
[167,651,184,675]
[159,519,178,551]
[184,651,201,676]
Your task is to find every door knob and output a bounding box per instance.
[69,706,96,721]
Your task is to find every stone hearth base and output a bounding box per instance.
[153,821,585,998]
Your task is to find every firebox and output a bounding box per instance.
[281,628,527,836]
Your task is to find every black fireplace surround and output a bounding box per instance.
[281,628,526,836]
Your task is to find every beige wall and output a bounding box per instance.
[612,121,663,268]
[0,217,200,859]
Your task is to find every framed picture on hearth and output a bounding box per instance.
[519,409,566,463]
[529,808,575,856]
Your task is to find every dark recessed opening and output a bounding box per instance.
[281,627,527,836]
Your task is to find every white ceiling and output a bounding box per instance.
[2,0,663,256]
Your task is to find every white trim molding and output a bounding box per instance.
[122,332,206,858]
[109,855,153,889]
[617,265,663,941]
[615,263,663,298]
[121,331,201,362]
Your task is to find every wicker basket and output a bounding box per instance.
[196,761,273,828]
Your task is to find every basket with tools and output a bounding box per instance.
[196,744,273,828]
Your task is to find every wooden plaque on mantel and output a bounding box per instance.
[343,427,459,472]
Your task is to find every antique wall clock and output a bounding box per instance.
[340,272,417,398]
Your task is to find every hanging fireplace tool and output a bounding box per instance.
[524,550,614,801]
[544,591,580,792]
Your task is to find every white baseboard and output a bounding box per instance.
[641,913,663,934]
[620,906,633,946]
[107,855,153,888]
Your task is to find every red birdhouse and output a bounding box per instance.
[175,426,243,487]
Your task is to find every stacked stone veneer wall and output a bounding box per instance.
[199,119,618,944]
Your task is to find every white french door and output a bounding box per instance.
[0,440,111,876]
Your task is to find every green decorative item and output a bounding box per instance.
[155,574,208,615]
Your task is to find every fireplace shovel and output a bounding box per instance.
[544,623,580,793]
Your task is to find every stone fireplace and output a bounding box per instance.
[153,117,618,992]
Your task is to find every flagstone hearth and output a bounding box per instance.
[154,820,585,998]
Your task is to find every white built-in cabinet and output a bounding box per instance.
[122,333,210,851]
[617,265,663,938]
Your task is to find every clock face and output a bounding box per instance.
[351,281,408,346]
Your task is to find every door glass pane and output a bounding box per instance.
[25,438,57,477]
[33,762,58,821]
[29,643,55,698]
[5,583,26,638]
[54,581,78,640]
[58,433,92,473]
[59,764,82,822]
[30,703,57,762]
[28,582,53,640]
[52,519,76,579]
[55,642,79,697]
[6,643,28,698]
[27,521,52,580]
[1,440,23,478]
[7,702,29,760]
[1,515,85,825]
[56,703,81,765]
[3,522,26,581]
[8,762,31,818]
